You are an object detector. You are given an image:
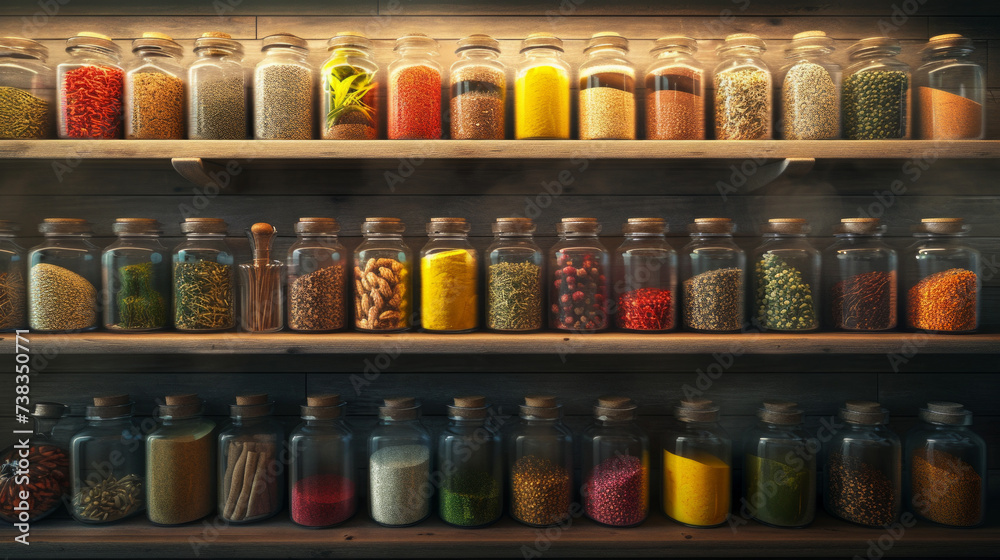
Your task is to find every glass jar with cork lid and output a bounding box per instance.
[450,34,506,140]
[102,218,170,332]
[661,399,731,528]
[916,34,985,139]
[287,218,347,333]
[353,218,412,332]
[486,217,543,332]
[843,37,911,140]
[368,397,432,527]
[644,36,705,140]
[321,31,378,140]
[0,37,54,139]
[905,402,986,527]
[549,218,610,332]
[172,218,235,332]
[57,32,124,139]
[124,32,185,139]
[0,220,26,331]
[714,33,772,140]
[0,402,71,523]
[388,33,441,140]
[145,394,216,526]
[438,396,503,528]
[514,33,571,140]
[614,218,677,332]
[680,218,745,333]
[69,394,144,524]
[187,32,247,140]
[742,401,816,528]
[218,394,284,523]
[823,218,898,332]
[289,394,357,528]
[751,219,820,332]
[254,33,314,140]
[779,31,841,140]
[903,218,980,333]
[581,396,649,528]
[27,218,100,333]
[578,32,636,140]
[508,395,573,527]
[420,218,478,333]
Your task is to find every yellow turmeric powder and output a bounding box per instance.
[515,65,570,139]
[421,249,478,331]
[662,449,730,526]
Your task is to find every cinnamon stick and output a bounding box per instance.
[222,443,249,518]
[232,450,259,520]
[247,451,271,519]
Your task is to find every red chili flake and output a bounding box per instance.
[61,65,124,139]
[617,287,674,331]
[388,65,441,139]
[290,473,356,527]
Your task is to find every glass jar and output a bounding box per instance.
[486,218,543,332]
[368,397,432,527]
[515,33,570,139]
[824,401,901,527]
[714,33,772,140]
[218,394,284,523]
[644,36,704,140]
[102,219,170,332]
[420,218,478,332]
[751,219,820,332]
[353,218,412,332]
[124,32,184,139]
[614,218,677,332]
[581,396,649,527]
[843,37,911,140]
[450,34,506,140]
[824,218,898,331]
[27,218,100,333]
[0,221,26,331]
[662,399,731,528]
[780,31,841,140]
[508,395,573,527]
[70,395,144,524]
[680,218,746,333]
[239,222,283,333]
[172,218,235,332]
[321,32,378,140]
[438,396,503,528]
[549,218,610,332]
[57,32,124,139]
[579,32,636,140]
[904,218,980,333]
[905,402,986,527]
[287,218,347,332]
[254,33,313,140]
[0,403,71,523]
[916,34,985,140]
[289,395,357,528]
[388,33,441,140]
[0,37,54,139]
[188,31,247,140]
[146,394,216,526]
[742,401,815,528]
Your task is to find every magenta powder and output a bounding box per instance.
[584,454,648,526]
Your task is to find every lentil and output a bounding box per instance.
[127,72,184,139]
[782,61,839,139]
[0,87,50,139]
[354,257,409,331]
[511,455,571,526]
[515,65,570,139]
[683,267,742,332]
[918,86,982,139]
[369,444,430,526]
[911,448,981,526]
[173,260,235,331]
[289,265,345,331]
[551,251,609,331]
[254,63,313,139]
[843,70,908,139]
[662,450,729,526]
[714,67,770,140]
[487,261,542,331]
[0,269,26,330]
[831,270,896,331]
[906,268,977,332]
[584,454,648,527]
[440,470,501,527]
[71,473,143,523]
[61,65,124,139]
[29,263,97,331]
[291,473,356,526]
[645,68,703,140]
[745,454,812,527]
[827,452,895,526]
[421,249,477,331]
[0,444,69,522]
[451,65,505,139]
[754,254,817,331]
[146,425,215,525]
[617,287,674,331]
[579,70,635,139]
[190,75,246,140]
[389,65,441,139]
[114,262,167,330]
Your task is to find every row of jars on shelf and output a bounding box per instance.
[2,394,986,530]
[0,215,982,334]
[0,30,986,141]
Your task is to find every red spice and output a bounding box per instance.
[291,473,356,527]
[584,454,648,527]
[388,65,441,139]
[551,251,608,331]
[61,65,124,139]
[617,287,674,331]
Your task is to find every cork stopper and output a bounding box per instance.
[919,401,972,426]
[493,217,536,235]
[39,218,92,235]
[675,399,720,422]
[520,395,560,419]
[427,217,471,235]
[379,397,419,421]
[835,217,883,235]
[521,33,564,52]
[720,33,765,52]
[327,31,372,51]
[363,217,405,234]
[181,217,228,234]
[132,33,183,57]
[457,34,500,54]
[762,218,809,235]
[302,394,344,419]
[194,32,243,54]
[758,401,803,425]
[914,218,968,235]
[295,217,340,235]
[651,36,697,55]
[595,396,637,421]
[585,31,628,53]
[33,402,67,419]
[232,394,272,418]
[160,394,202,419]
[395,33,438,53]
[557,217,600,235]
[793,30,827,40]
[201,31,232,39]
[308,394,342,407]
[113,218,161,235]
[689,217,735,234]
[77,31,113,41]
[93,394,130,407]
[840,400,888,425]
[448,396,488,420]
[141,32,173,40]
[89,394,132,419]
[922,34,973,54]
[623,217,667,235]
[262,32,309,51]
[848,37,901,58]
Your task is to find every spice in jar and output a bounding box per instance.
[62,64,124,139]
[321,33,378,140]
[683,267,742,332]
[146,395,216,526]
[831,271,896,331]
[552,251,609,331]
[782,61,839,139]
[440,470,501,527]
[745,455,812,527]
[754,253,817,331]
[369,444,431,526]
[191,74,245,139]
[911,448,981,527]
[906,268,977,332]
[114,262,168,330]
[127,72,184,139]
[0,87,50,139]
[515,34,570,139]
[450,35,505,140]
[289,265,345,331]
[29,263,98,331]
[488,261,542,331]
[0,268,26,331]
[355,257,409,331]
[646,68,703,140]
[389,34,441,140]
[715,68,770,140]
[254,34,313,140]
[617,287,674,331]
[662,449,729,526]
[421,249,477,331]
[71,473,143,523]
[918,87,981,140]
[843,71,908,139]
[291,473,356,526]
[511,455,571,527]
[578,33,635,140]
[827,452,895,527]
[173,260,235,331]
[221,439,280,522]
[0,444,69,522]
[584,454,647,527]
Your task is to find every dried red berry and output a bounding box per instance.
[572,291,585,303]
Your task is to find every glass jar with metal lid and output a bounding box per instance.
[843,37,911,139]
[486,217,543,332]
[515,33,570,139]
[549,218,610,331]
[680,218,746,333]
[581,396,649,527]
[420,218,478,333]
[0,37,54,139]
[102,218,170,332]
[644,36,704,140]
[916,34,985,139]
[904,218,979,333]
[368,397,432,527]
[437,396,503,528]
[124,32,184,139]
[57,32,124,139]
[579,32,636,140]
[388,33,441,139]
[450,34,506,140]
[172,218,235,332]
[27,218,100,333]
[508,395,573,527]
[0,402,71,523]
[824,217,898,331]
[714,33,772,140]
[0,220,26,331]
[188,32,247,140]
[218,394,284,523]
[321,31,378,140]
[662,399,731,528]
[254,33,313,140]
[614,218,677,332]
[751,218,820,332]
[289,395,357,528]
[353,218,412,332]
[287,218,347,332]
[780,31,841,140]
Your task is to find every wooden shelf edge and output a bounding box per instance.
[2,331,997,355]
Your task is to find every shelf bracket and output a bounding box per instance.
[171,157,241,193]
[742,157,817,192]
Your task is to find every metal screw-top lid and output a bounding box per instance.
[675,399,720,422]
[448,395,489,419]
[88,394,133,419]
[363,217,406,234]
[67,32,123,57]
[840,400,889,425]
[301,394,344,419]
[689,217,735,234]
[456,34,500,54]
[557,217,600,235]
[379,397,420,420]
[718,33,765,54]
[758,400,803,425]
[0,220,19,235]
[520,394,560,419]
[919,401,972,426]
[848,37,901,59]
[394,33,438,53]
[113,218,162,235]
[493,217,536,235]
[623,217,667,235]
[920,34,974,56]
[194,31,243,56]
[913,218,969,235]
[327,31,373,51]
[262,32,309,52]
[231,393,272,418]
[427,217,471,235]
[835,217,884,235]
[0,37,49,61]
[39,218,92,235]
[595,395,637,421]
[650,36,697,55]
[32,402,67,419]
[585,31,628,53]
[180,217,228,234]
[787,30,835,55]
[295,217,340,235]
[520,32,564,53]
[159,393,203,419]
[131,32,183,58]
[762,218,810,235]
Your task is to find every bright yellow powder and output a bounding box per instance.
[515,65,570,139]
[663,449,730,526]
[421,249,478,331]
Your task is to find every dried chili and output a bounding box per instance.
[388,65,441,139]
[61,65,124,139]
[617,287,674,331]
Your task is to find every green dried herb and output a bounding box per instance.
[0,86,50,139]
[754,254,817,331]
[115,262,167,330]
[487,261,542,331]
[173,260,234,331]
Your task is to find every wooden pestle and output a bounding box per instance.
[249,222,276,266]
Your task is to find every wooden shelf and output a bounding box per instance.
[3,331,998,355]
[20,511,1000,558]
